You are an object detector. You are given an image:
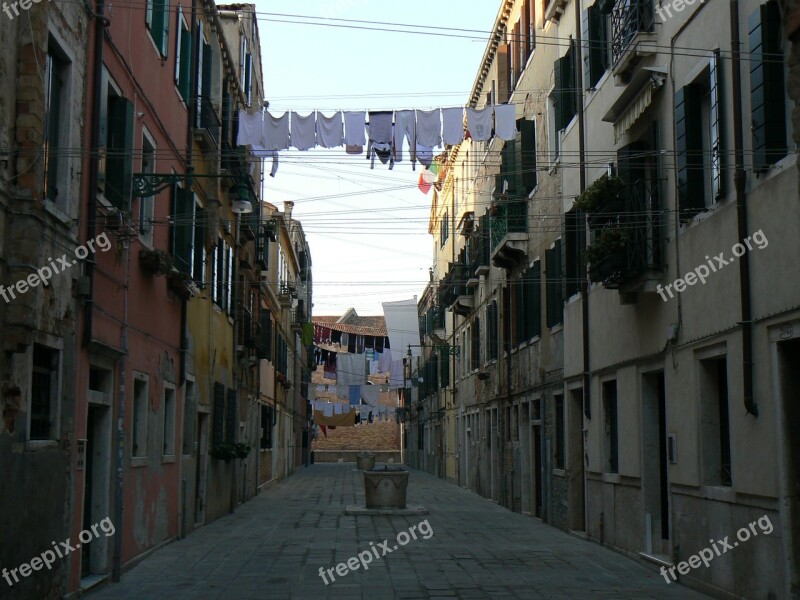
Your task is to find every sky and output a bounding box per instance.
[254,0,501,316]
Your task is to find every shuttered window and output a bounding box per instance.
[749,0,787,172]
[554,44,577,130]
[709,51,724,200]
[106,96,134,210]
[226,388,237,443]
[514,277,525,346]
[175,8,192,102]
[546,240,563,328]
[527,260,542,339]
[193,204,205,285]
[212,382,225,447]
[487,301,499,360]
[583,3,609,89]
[675,85,705,217]
[520,119,537,195]
[171,186,194,274]
[471,318,481,371]
[147,0,170,57]
[564,208,584,299]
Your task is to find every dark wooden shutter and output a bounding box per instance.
[554,46,577,130]
[749,0,787,172]
[212,382,225,447]
[514,278,525,346]
[178,24,193,101]
[259,309,272,360]
[172,187,194,274]
[564,208,584,298]
[106,96,134,210]
[193,204,206,283]
[531,260,541,338]
[521,119,537,194]
[674,86,705,216]
[584,4,607,89]
[226,388,237,443]
[546,242,563,328]
[497,44,510,104]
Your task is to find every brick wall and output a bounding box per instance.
[313,420,400,451]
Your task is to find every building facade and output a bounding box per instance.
[412,0,800,597]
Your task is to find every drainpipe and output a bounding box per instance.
[730,0,757,417]
[573,0,591,534]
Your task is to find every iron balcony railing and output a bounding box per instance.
[490,200,528,251]
[197,96,222,147]
[611,0,655,65]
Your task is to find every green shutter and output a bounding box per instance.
[531,261,541,337]
[193,204,205,283]
[202,41,212,97]
[172,187,194,274]
[555,45,577,130]
[212,383,224,447]
[585,4,607,88]
[151,0,169,56]
[521,119,537,194]
[546,242,563,328]
[554,55,564,130]
[514,278,525,346]
[675,86,705,216]
[226,388,237,443]
[178,24,192,101]
[749,0,787,172]
[564,209,584,298]
[440,350,450,388]
[106,96,134,210]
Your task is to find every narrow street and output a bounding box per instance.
[88,465,706,600]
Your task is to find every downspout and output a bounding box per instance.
[83,0,106,348]
[573,0,591,534]
[730,0,757,416]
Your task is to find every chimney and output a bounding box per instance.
[284,201,294,221]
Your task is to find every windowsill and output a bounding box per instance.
[131,456,148,468]
[162,454,176,464]
[602,472,621,483]
[25,440,59,451]
[174,85,189,109]
[553,468,566,477]
[146,29,164,59]
[138,235,154,250]
[549,323,563,334]
[548,157,561,174]
[748,152,797,193]
[43,198,74,226]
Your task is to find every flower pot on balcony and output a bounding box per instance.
[356,452,376,471]
[139,249,173,276]
[363,466,409,509]
[588,251,627,283]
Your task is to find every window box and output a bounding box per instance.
[139,248,173,275]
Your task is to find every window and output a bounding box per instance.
[170,185,195,274]
[30,345,59,441]
[527,260,542,339]
[240,35,248,89]
[139,134,155,245]
[258,309,272,360]
[546,239,563,328]
[146,0,170,56]
[226,244,233,314]
[175,7,192,102]
[749,0,787,172]
[182,381,195,456]
[699,356,732,486]
[105,90,135,210]
[487,301,499,360]
[471,317,480,371]
[520,119,537,196]
[260,404,273,449]
[43,43,68,208]
[523,0,536,57]
[547,96,560,164]
[554,394,565,469]
[212,382,225,447]
[215,239,225,308]
[193,201,206,286]
[564,209,584,298]
[132,377,148,457]
[163,386,176,456]
[675,52,724,216]
[583,2,610,89]
[553,43,577,131]
[603,380,618,473]
[440,210,449,248]
[245,51,253,107]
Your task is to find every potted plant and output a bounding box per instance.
[233,442,251,459]
[211,443,237,462]
[574,174,626,221]
[166,269,194,300]
[139,249,173,275]
[586,228,629,283]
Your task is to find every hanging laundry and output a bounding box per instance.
[264,111,290,150]
[355,335,365,354]
[337,353,367,386]
[416,108,442,148]
[389,359,405,389]
[344,111,367,146]
[378,348,392,373]
[466,106,494,141]
[416,144,434,168]
[368,111,393,144]
[331,330,342,345]
[334,403,343,415]
[323,403,334,417]
[291,112,317,151]
[249,149,280,177]
[494,104,518,141]
[236,110,264,148]
[340,332,349,349]
[442,107,465,145]
[313,409,356,427]
[362,385,380,407]
[375,336,385,353]
[316,111,344,148]
[323,352,337,380]
[302,322,314,346]
[349,385,361,406]
[365,336,375,350]
[393,110,416,164]
[418,172,432,195]
[345,144,363,155]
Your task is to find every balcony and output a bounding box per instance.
[195,96,221,150]
[467,220,490,286]
[439,263,466,310]
[490,200,529,270]
[611,0,656,78]
[585,178,663,291]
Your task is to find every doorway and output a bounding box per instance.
[81,404,111,578]
[194,412,208,525]
[777,338,800,594]
[568,388,585,531]
[533,422,543,518]
[642,370,670,557]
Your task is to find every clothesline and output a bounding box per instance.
[237,105,518,178]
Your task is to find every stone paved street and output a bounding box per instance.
[88,465,709,599]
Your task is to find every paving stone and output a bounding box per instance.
[87,464,709,600]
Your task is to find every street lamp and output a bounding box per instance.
[230,180,253,214]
